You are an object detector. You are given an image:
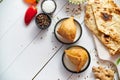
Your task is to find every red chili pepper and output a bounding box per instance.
[24,6,37,25]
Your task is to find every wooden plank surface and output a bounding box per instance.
[0,0,119,80]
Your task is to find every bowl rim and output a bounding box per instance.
[35,13,52,30]
[41,0,57,14]
[54,17,82,44]
[62,45,91,73]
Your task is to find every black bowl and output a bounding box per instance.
[62,45,91,73]
[41,0,57,14]
[54,18,82,44]
[35,13,51,30]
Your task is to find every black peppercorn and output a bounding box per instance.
[35,13,51,29]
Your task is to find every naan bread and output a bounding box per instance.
[91,0,120,42]
[84,3,120,55]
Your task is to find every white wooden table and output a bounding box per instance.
[0,0,119,80]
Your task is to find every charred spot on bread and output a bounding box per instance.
[104,34,110,38]
[114,8,120,15]
[103,34,110,43]
[100,12,112,21]
[85,13,90,19]
[104,8,107,11]
[108,8,113,13]
[97,7,100,9]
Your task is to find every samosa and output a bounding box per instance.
[65,47,88,72]
[57,17,77,42]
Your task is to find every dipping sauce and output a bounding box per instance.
[35,13,51,29]
[41,0,56,14]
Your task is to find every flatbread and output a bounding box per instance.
[84,3,120,55]
[91,0,120,42]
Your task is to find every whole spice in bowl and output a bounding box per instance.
[35,13,51,29]
[41,0,57,14]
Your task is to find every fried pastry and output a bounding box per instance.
[57,17,77,42]
[65,47,88,72]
